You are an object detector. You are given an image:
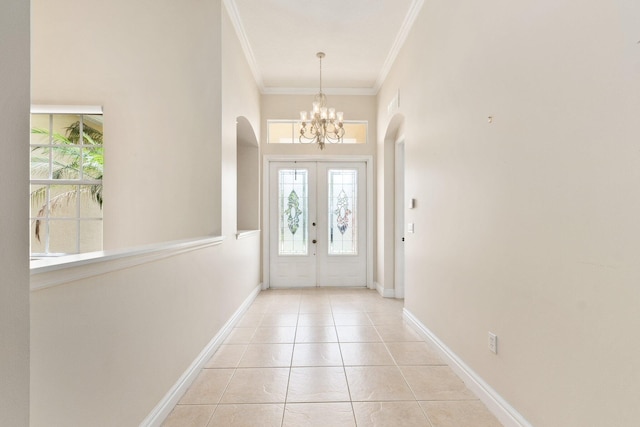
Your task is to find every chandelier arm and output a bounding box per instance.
[297,52,342,150]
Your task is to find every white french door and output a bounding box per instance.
[269,161,367,288]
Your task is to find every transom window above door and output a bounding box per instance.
[267,120,368,145]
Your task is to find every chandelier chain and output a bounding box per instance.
[318,53,323,94]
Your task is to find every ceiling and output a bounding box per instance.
[225,0,423,95]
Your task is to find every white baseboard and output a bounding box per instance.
[140,283,262,427]
[403,309,532,427]
[375,281,396,298]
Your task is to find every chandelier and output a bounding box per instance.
[299,52,344,150]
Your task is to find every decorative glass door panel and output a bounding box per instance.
[269,161,366,288]
[270,163,317,288]
[316,163,366,286]
[327,169,358,256]
[278,169,309,256]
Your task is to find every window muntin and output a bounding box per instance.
[30,107,103,257]
[268,120,367,145]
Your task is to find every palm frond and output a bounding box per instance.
[91,184,103,207]
[29,186,47,209]
[33,190,76,242]
[32,186,102,241]
[31,127,49,137]
[65,121,103,145]
[29,153,52,178]
[30,119,104,243]
[81,147,104,180]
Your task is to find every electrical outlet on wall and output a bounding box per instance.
[488,332,498,354]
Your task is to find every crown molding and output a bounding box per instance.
[261,86,378,96]
[224,0,423,96]
[223,0,265,92]
[373,0,425,92]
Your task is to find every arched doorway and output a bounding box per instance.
[381,114,406,298]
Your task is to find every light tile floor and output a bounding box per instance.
[162,288,503,427]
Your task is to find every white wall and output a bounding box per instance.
[378,1,640,426]
[30,1,262,425]
[32,0,223,247]
[222,11,262,235]
[31,240,260,426]
[0,0,30,425]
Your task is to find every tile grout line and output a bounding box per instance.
[372,310,436,427]
[280,299,301,427]
[330,299,359,426]
[204,335,249,425]
[172,289,491,426]
[206,368,236,425]
[337,309,431,426]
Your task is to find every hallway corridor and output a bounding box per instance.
[162,288,502,426]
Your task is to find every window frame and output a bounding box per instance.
[267,119,368,146]
[30,105,104,258]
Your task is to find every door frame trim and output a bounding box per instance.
[394,138,405,299]
[262,155,374,290]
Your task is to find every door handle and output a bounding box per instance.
[312,239,317,244]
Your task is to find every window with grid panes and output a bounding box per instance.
[30,106,103,257]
